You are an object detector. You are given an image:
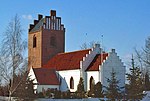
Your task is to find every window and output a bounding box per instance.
[90,76,95,90]
[50,36,56,47]
[70,77,74,89]
[33,35,36,48]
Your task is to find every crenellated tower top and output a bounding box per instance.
[29,10,65,33]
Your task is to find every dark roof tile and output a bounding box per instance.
[33,68,59,85]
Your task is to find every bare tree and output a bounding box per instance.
[144,37,150,68]
[0,15,27,100]
[134,36,150,74]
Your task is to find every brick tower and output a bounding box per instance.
[28,10,65,68]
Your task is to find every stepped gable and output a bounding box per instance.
[43,49,91,71]
[86,53,108,71]
[33,68,59,85]
[29,10,65,33]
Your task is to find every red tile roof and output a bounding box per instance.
[86,53,108,71]
[33,68,60,85]
[43,49,90,71]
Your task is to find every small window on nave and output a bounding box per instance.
[89,76,95,90]
[70,77,74,89]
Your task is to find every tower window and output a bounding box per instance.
[50,36,56,47]
[33,35,37,48]
[70,77,74,89]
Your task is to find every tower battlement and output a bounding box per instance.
[29,10,65,33]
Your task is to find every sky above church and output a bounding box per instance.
[0,0,150,65]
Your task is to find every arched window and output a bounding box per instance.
[70,77,74,89]
[90,76,95,90]
[33,35,37,48]
[50,36,56,47]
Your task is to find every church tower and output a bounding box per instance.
[28,10,65,68]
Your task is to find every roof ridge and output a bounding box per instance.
[58,49,91,55]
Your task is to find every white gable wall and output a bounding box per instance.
[100,49,125,92]
[28,68,38,93]
[58,69,81,92]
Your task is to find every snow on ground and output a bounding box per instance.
[2,96,150,101]
[141,91,150,101]
[0,97,106,101]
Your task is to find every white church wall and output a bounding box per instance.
[28,68,38,93]
[58,69,81,92]
[100,49,125,92]
[37,85,59,93]
[87,71,99,91]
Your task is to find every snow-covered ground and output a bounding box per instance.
[0,97,106,101]
[141,91,150,101]
[2,93,150,101]
[0,96,13,101]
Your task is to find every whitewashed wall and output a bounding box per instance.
[87,71,99,91]
[28,68,38,93]
[58,69,81,92]
[100,49,125,92]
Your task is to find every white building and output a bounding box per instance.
[29,44,125,93]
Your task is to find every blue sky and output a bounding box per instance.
[0,0,150,65]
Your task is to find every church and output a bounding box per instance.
[28,10,125,93]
